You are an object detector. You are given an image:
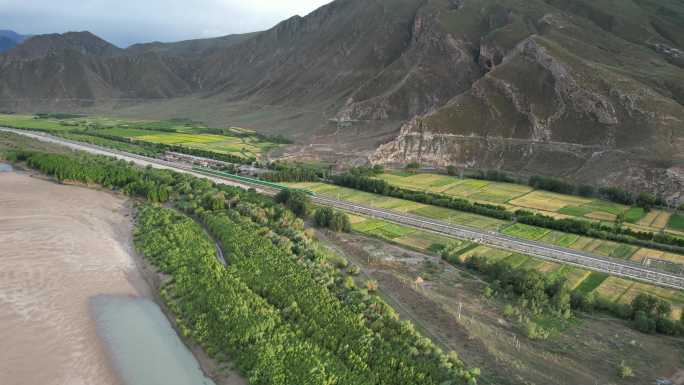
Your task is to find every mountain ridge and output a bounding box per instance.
[0,0,683,201]
[0,29,30,53]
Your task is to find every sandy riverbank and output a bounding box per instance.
[0,170,147,385]
[0,168,245,385]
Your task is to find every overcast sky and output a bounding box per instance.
[1,0,333,47]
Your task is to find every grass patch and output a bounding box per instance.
[668,213,684,231]
[541,231,580,248]
[558,205,594,217]
[623,207,646,223]
[581,200,628,216]
[373,223,416,239]
[504,253,531,268]
[411,206,455,220]
[610,244,637,259]
[353,219,386,232]
[502,223,550,240]
[575,272,609,294]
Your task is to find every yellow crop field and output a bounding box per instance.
[509,190,591,212]
[651,211,672,229]
[636,210,660,227]
[585,211,616,221]
[630,248,665,262]
[441,179,490,197]
[595,277,634,301]
[579,238,604,253]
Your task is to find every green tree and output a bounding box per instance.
[313,207,334,228]
[633,311,656,333]
[636,192,657,210]
[329,211,351,233]
[274,190,311,218]
[405,162,421,172]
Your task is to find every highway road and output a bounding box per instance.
[3,127,683,290]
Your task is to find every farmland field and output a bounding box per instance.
[668,213,684,232]
[374,171,682,235]
[625,207,651,222]
[288,182,507,230]
[501,223,550,240]
[539,231,580,248]
[291,181,684,273]
[348,212,684,318]
[0,114,280,159]
[349,213,456,252]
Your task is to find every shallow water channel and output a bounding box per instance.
[90,295,215,385]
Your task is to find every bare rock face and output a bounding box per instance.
[371,6,684,203]
[334,5,480,122]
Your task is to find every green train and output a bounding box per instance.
[192,166,316,196]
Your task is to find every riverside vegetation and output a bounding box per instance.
[5,147,480,385]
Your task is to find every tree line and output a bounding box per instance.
[442,248,684,337]
[262,161,331,183]
[135,206,370,385]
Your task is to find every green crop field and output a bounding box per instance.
[575,272,610,294]
[0,114,77,131]
[0,114,280,159]
[610,244,637,259]
[349,211,684,317]
[502,223,550,240]
[288,182,507,230]
[623,207,646,223]
[504,253,531,268]
[350,214,457,251]
[374,171,679,235]
[557,205,594,217]
[540,231,580,248]
[668,213,684,232]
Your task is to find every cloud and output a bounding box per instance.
[0,0,332,47]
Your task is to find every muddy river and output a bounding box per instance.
[0,169,214,385]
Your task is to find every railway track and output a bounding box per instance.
[3,127,683,290]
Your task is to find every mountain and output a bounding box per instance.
[0,30,30,53]
[0,0,683,202]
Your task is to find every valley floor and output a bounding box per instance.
[315,230,684,385]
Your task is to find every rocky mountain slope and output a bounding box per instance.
[0,0,683,200]
[0,30,30,53]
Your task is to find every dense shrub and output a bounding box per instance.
[528,175,575,195]
[599,187,634,205]
[274,190,311,218]
[313,207,351,233]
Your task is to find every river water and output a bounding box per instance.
[0,170,215,385]
[90,295,215,385]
